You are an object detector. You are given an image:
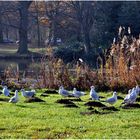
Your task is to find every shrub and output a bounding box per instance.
[54,42,85,63]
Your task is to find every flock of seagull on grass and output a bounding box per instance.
[122,86,140,104]
[0,84,140,106]
[59,85,140,105]
[1,85,36,103]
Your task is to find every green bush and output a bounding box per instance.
[54,42,85,63]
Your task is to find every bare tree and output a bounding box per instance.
[17,1,32,54]
[69,1,95,53]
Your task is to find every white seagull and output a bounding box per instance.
[2,86,10,96]
[123,88,138,104]
[106,92,117,105]
[135,85,140,95]
[72,88,85,98]
[21,89,35,98]
[90,86,99,100]
[58,86,71,97]
[9,90,18,103]
[122,89,132,104]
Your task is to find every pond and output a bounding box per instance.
[0,58,42,76]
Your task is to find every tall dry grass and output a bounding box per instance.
[0,27,139,92]
[100,27,140,92]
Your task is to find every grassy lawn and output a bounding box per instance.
[0,44,46,55]
[0,44,17,55]
[0,90,140,139]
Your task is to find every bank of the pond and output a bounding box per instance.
[0,52,46,59]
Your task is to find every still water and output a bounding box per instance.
[0,59,41,74]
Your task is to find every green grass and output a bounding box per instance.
[0,90,140,139]
[0,44,46,55]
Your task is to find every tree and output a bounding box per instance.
[0,2,7,43]
[118,1,140,37]
[17,1,32,54]
[45,1,62,46]
[65,1,95,53]
[0,12,3,43]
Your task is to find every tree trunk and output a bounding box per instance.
[17,1,32,54]
[83,28,91,54]
[0,15,3,43]
[35,2,41,48]
[77,24,82,42]
[0,27,3,43]
[48,20,57,46]
[37,15,41,48]
[6,26,9,40]
[52,21,57,46]
[48,22,53,46]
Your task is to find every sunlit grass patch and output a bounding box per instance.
[0,90,140,139]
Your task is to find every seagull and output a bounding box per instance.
[79,58,84,63]
[122,88,137,104]
[21,89,35,98]
[2,86,10,96]
[127,88,137,104]
[135,85,140,95]
[122,89,132,104]
[72,88,85,98]
[127,88,138,104]
[9,90,18,103]
[90,86,99,100]
[58,86,71,97]
[106,92,117,105]
[1,81,5,87]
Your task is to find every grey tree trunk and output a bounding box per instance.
[52,20,57,46]
[0,27,3,43]
[35,2,41,48]
[37,15,41,48]
[83,28,91,54]
[0,15,3,43]
[17,1,32,54]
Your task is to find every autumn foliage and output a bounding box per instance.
[1,27,140,92]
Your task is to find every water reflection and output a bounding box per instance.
[0,59,41,73]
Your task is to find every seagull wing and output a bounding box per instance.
[129,92,137,103]
[90,91,98,100]
[26,91,35,97]
[62,89,70,95]
[106,97,116,104]
[9,97,17,103]
[123,94,131,103]
[3,89,10,96]
[59,89,70,97]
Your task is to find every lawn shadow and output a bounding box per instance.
[80,108,114,116]
[43,89,58,94]
[121,103,140,109]
[64,104,79,108]
[40,93,49,97]
[0,98,9,102]
[99,96,105,99]
[68,98,83,102]
[84,101,107,107]
[136,97,140,102]
[117,96,124,100]
[24,97,45,103]
[56,99,79,108]
[0,128,6,131]
[101,106,119,111]
[10,93,14,96]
